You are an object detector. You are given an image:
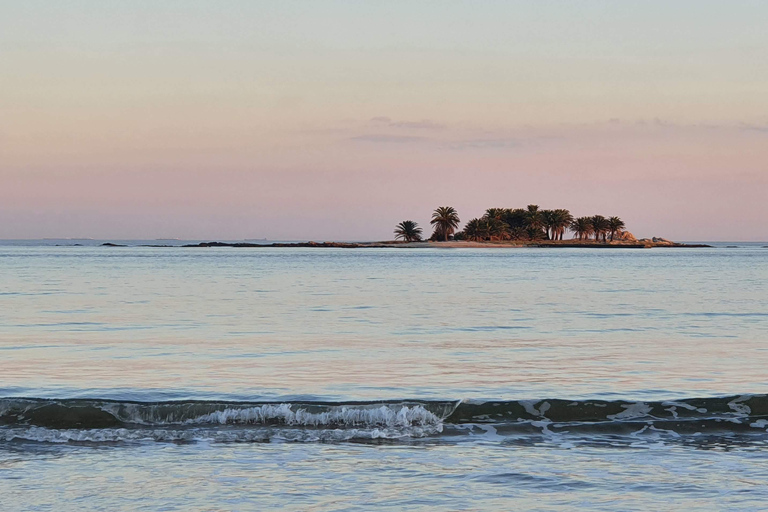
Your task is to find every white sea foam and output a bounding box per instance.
[727,396,752,416]
[661,401,708,416]
[520,400,548,418]
[607,402,653,420]
[185,404,443,427]
[92,402,446,428]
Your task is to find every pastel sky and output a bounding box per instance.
[2,1,767,240]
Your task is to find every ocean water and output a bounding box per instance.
[2,242,768,510]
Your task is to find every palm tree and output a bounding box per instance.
[525,204,541,226]
[542,210,556,240]
[463,218,482,241]
[477,219,492,240]
[525,204,545,240]
[481,209,510,240]
[508,226,528,240]
[430,206,460,242]
[570,217,593,241]
[487,218,508,240]
[591,215,610,242]
[608,216,625,241]
[551,209,574,241]
[502,208,528,239]
[484,208,506,221]
[394,220,423,242]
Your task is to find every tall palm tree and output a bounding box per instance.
[608,216,626,241]
[393,220,423,242]
[591,215,610,242]
[551,209,574,240]
[430,206,461,242]
[542,210,556,240]
[570,217,593,241]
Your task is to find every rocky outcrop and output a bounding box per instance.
[613,230,637,242]
[636,238,712,248]
[649,237,674,246]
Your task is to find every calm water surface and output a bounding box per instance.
[1,242,767,510]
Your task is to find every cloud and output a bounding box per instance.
[367,117,445,130]
[445,138,524,150]
[350,134,427,144]
[389,120,446,130]
[740,123,768,133]
[348,117,768,150]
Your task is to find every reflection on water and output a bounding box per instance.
[1,246,767,400]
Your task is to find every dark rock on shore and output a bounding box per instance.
[184,241,366,249]
[271,242,364,248]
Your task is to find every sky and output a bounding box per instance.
[1,1,767,241]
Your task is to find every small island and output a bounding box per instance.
[386,205,709,248]
[176,205,710,249]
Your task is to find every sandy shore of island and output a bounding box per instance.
[371,240,708,248]
[390,241,526,248]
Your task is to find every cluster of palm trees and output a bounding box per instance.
[393,206,460,242]
[570,214,626,242]
[394,206,627,243]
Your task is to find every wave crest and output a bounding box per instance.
[3,395,768,445]
[0,398,457,429]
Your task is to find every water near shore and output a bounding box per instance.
[2,242,767,510]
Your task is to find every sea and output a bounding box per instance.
[2,240,768,511]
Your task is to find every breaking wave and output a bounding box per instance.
[2,395,768,445]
